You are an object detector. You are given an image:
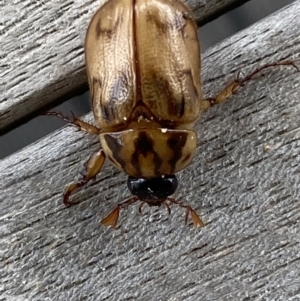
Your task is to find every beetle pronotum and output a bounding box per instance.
[48,0,297,228]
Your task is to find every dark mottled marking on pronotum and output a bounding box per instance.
[103,134,126,169]
[167,133,188,173]
[131,131,163,177]
[135,131,153,156]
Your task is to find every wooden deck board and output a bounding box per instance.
[1,1,300,300]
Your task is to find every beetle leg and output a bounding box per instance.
[43,111,100,135]
[164,201,171,215]
[101,197,139,228]
[167,197,205,228]
[201,60,298,109]
[63,149,106,206]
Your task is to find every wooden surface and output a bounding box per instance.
[0,0,249,133]
[1,0,300,300]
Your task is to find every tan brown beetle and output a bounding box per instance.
[48,0,297,228]
[84,0,203,227]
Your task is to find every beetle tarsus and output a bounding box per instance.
[42,111,73,123]
[62,149,105,207]
[101,197,139,228]
[189,208,205,228]
[237,60,299,86]
[63,181,89,207]
[101,207,120,228]
[183,207,205,228]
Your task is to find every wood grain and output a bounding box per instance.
[1,1,300,300]
[0,0,249,133]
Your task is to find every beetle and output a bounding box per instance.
[67,0,204,228]
[48,0,297,228]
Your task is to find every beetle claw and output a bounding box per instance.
[184,207,205,228]
[189,208,205,228]
[101,197,139,228]
[63,182,82,207]
[101,207,120,228]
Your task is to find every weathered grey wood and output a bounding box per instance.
[1,1,300,300]
[0,0,249,133]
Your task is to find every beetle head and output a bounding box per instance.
[101,174,204,228]
[127,175,178,205]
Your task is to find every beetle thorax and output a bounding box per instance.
[100,128,197,178]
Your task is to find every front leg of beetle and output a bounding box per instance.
[101,197,140,228]
[63,149,106,206]
[200,60,298,110]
